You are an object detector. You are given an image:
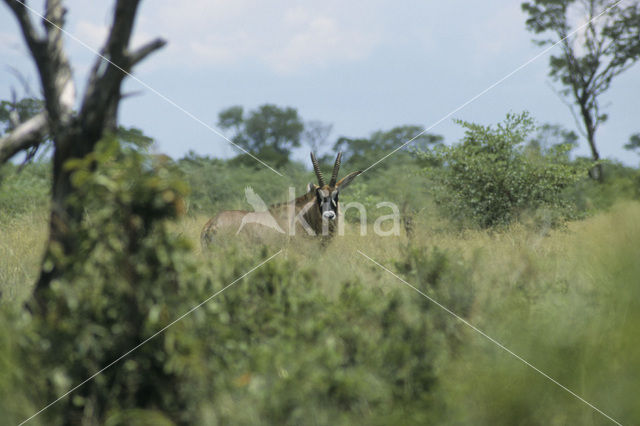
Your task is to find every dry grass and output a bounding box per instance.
[2,202,639,423]
[0,211,48,303]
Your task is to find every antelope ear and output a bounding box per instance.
[336,171,362,190]
[307,182,317,193]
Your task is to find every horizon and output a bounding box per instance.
[1,0,639,169]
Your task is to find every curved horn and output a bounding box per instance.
[310,152,325,186]
[329,152,342,186]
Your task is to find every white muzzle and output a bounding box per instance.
[323,211,336,219]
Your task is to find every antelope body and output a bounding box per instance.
[200,152,361,248]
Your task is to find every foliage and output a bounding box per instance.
[218,104,304,167]
[176,151,310,214]
[0,97,44,136]
[624,132,640,155]
[526,122,578,155]
[116,126,155,151]
[565,160,640,211]
[1,133,640,424]
[9,138,196,425]
[522,0,640,93]
[0,160,50,216]
[422,112,584,228]
[343,161,429,229]
[333,125,442,171]
[438,202,640,425]
[173,246,472,424]
[2,103,640,424]
[0,136,477,424]
[521,0,640,177]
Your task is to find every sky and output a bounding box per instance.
[1,0,639,170]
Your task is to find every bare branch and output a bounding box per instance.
[3,0,74,129]
[545,81,587,139]
[129,38,167,67]
[0,112,48,164]
[81,1,165,134]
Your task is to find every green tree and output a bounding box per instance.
[522,0,640,181]
[526,123,578,156]
[334,125,442,170]
[422,112,583,228]
[116,125,154,150]
[624,133,640,155]
[217,104,304,167]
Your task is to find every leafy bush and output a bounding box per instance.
[565,160,640,213]
[177,243,474,424]
[8,138,198,425]
[422,112,584,228]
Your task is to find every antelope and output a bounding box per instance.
[200,152,361,248]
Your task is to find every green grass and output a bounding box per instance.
[1,202,639,424]
[0,210,48,304]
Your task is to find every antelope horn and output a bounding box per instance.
[329,152,342,186]
[310,152,325,186]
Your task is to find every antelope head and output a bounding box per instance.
[309,152,361,221]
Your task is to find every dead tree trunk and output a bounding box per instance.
[0,0,166,310]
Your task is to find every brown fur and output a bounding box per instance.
[200,153,361,248]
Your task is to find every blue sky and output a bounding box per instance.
[2,0,639,168]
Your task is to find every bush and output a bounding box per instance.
[179,243,474,424]
[8,138,198,425]
[422,112,584,228]
[565,160,640,213]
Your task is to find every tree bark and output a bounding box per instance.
[585,127,603,182]
[2,0,165,311]
[578,99,603,182]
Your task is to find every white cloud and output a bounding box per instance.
[263,11,379,74]
[135,0,383,74]
[74,20,108,51]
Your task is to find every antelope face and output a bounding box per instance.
[309,152,362,223]
[316,186,339,220]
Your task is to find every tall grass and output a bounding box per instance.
[1,202,639,424]
[0,210,47,303]
[138,203,640,424]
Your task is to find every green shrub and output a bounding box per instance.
[565,160,640,213]
[10,138,197,425]
[422,112,584,228]
[180,244,474,424]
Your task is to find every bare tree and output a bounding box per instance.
[0,0,166,308]
[522,0,640,181]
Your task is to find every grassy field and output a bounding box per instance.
[2,200,639,424]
